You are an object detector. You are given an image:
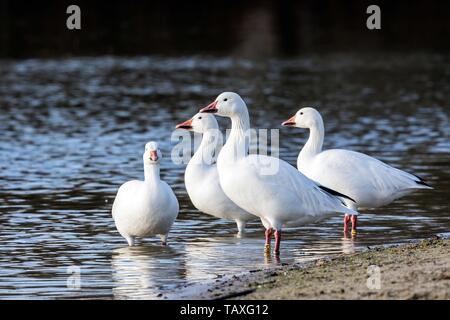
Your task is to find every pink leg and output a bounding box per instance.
[274,229,281,255]
[351,215,358,235]
[264,228,273,254]
[344,214,351,234]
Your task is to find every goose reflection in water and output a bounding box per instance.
[341,237,357,255]
[111,245,185,299]
[183,236,259,279]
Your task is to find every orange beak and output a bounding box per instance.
[282,115,296,126]
[175,118,193,130]
[199,100,218,113]
[149,150,158,161]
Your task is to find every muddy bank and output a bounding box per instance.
[187,238,449,300]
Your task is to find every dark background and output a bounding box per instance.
[0,0,449,58]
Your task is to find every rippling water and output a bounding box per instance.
[0,54,449,299]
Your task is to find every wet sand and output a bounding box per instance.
[191,237,449,300]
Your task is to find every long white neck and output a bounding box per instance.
[220,108,251,164]
[298,119,324,165]
[144,163,160,183]
[191,129,222,166]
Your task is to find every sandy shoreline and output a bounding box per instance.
[180,237,449,300]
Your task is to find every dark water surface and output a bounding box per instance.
[0,54,449,299]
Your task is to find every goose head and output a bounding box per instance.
[175,113,219,134]
[282,107,323,129]
[199,92,246,118]
[143,141,161,165]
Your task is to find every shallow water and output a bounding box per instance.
[0,54,449,299]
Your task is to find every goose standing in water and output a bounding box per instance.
[199,92,357,255]
[112,141,179,246]
[175,113,256,234]
[282,107,432,235]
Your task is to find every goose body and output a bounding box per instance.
[176,113,256,233]
[112,141,179,246]
[298,148,430,208]
[282,107,432,233]
[216,152,354,227]
[200,92,357,254]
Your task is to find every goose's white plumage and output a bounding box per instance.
[282,107,432,233]
[200,92,357,254]
[112,141,179,246]
[175,113,256,233]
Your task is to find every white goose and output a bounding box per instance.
[175,113,256,234]
[199,92,357,255]
[282,107,432,235]
[112,141,179,246]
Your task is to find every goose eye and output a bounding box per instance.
[300,112,303,115]
[198,116,202,120]
[224,98,228,101]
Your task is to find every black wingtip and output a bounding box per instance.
[412,174,431,187]
[416,180,431,187]
[318,185,356,203]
